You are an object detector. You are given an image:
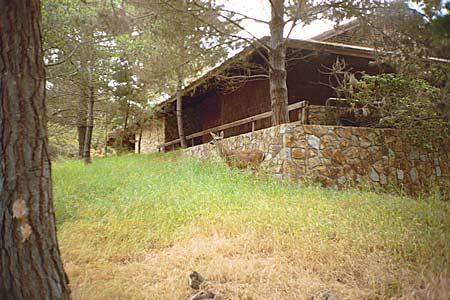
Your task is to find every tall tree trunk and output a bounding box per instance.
[176,77,187,148]
[440,79,449,123]
[77,96,87,158]
[104,119,108,157]
[137,126,143,153]
[269,0,289,125]
[123,101,130,130]
[83,83,95,164]
[0,1,71,299]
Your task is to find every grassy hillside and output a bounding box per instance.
[54,153,450,300]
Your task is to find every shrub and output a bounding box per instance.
[355,74,446,129]
[328,70,449,147]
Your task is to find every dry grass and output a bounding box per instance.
[62,231,449,300]
[54,153,450,300]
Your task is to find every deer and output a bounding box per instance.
[209,132,265,170]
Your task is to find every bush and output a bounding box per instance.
[332,73,449,147]
[355,74,446,130]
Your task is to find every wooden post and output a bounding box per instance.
[252,121,255,132]
[300,100,308,124]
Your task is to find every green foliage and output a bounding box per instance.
[363,0,450,128]
[355,74,444,127]
[127,0,239,96]
[48,123,79,159]
[48,121,109,159]
[352,74,449,146]
[42,0,238,157]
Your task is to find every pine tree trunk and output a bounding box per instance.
[440,80,449,123]
[176,78,187,148]
[77,125,86,158]
[83,84,95,164]
[269,0,289,125]
[124,101,130,130]
[137,126,143,154]
[104,121,108,157]
[77,97,87,158]
[0,1,71,299]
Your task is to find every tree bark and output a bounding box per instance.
[77,125,86,158]
[123,101,130,130]
[176,77,187,148]
[104,115,108,157]
[0,1,71,299]
[137,126,143,153]
[77,97,87,158]
[83,82,95,164]
[269,0,289,125]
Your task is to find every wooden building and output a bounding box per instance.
[138,23,393,153]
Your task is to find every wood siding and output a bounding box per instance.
[163,51,390,147]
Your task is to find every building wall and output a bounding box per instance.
[137,118,165,154]
[164,101,203,148]
[186,123,450,198]
[200,80,272,142]
[168,52,386,146]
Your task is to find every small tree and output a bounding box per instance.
[43,0,105,161]
[128,0,238,148]
[325,65,449,146]
[355,74,447,130]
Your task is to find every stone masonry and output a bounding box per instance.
[185,122,450,198]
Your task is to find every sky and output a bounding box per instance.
[221,0,339,40]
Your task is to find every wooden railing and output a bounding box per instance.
[159,100,309,151]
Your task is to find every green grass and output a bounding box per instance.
[53,153,450,299]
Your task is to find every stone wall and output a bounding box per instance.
[137,118,165,153]
[186,122,450,198]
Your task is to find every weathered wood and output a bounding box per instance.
[160,101,308,149]
[0,1,71,299]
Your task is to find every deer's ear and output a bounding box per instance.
[220,131,224,138]
[210,132,216,138]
